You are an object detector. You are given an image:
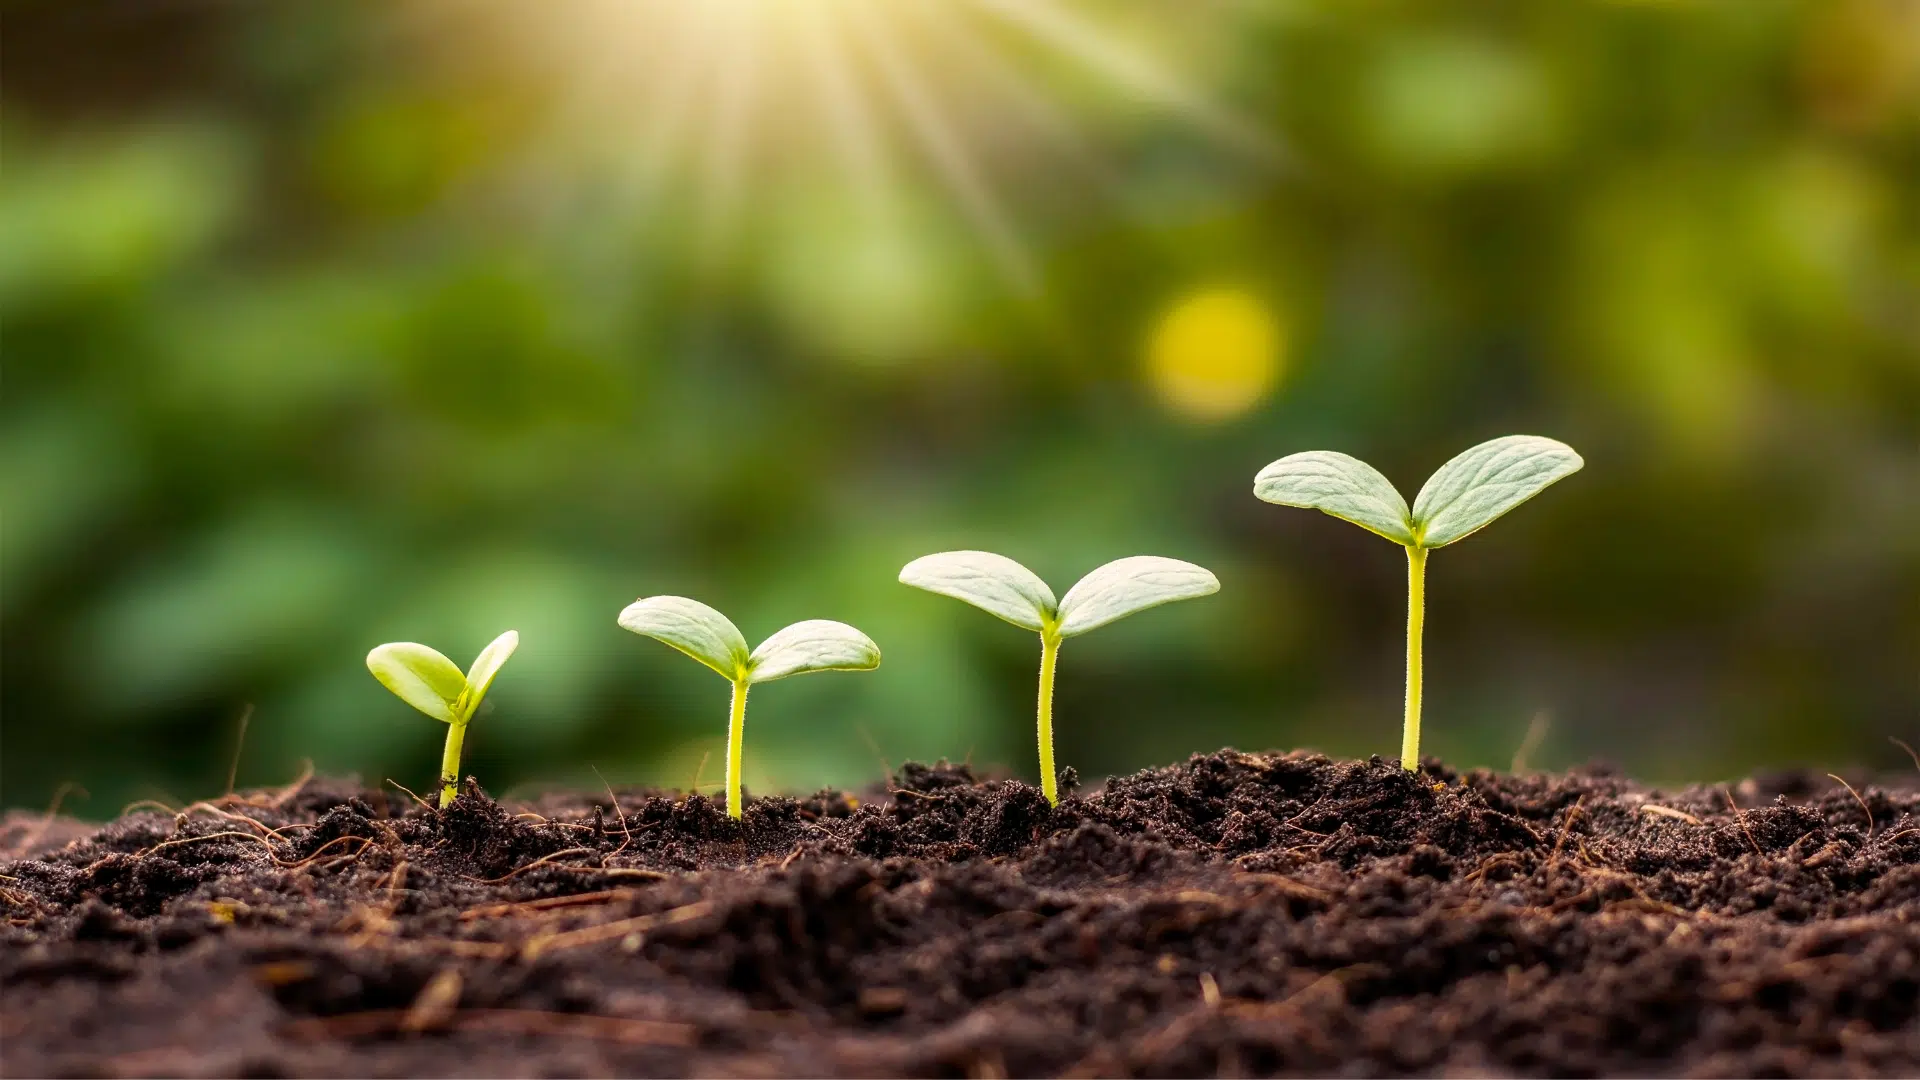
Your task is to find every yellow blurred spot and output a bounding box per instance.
[1144,288,1285,422]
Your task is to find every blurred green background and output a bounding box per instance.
[4,0,1917,814]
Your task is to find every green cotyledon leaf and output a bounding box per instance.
[747,620,881,683]
[1411,435,1583,548]
[1253,451,1415,545]
[367,641,468,724]
[459,629,519,718]
[617,595,751,680]
[1054,556,1220,638]
[898,550,1058,632]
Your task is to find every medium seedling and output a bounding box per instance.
[899,552,1219,806]
[1254,435,1582,771]
[617,596,880,819]
[367,630,520,808]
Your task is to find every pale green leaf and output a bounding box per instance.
[898,550,1057,632]
[747,619,882,683]
[1411,435,1583,548]
[1253,451,1416,545]
[461,629,519,716]
[1056,556,1220,639]
[367,642,466,724]
[617,595,751,680]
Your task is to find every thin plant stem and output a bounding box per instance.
[726,679,750,820]
[225,704,253,797]
[1402,545,1428,772]
[1037,630,1061,805]
[439,722,468,808]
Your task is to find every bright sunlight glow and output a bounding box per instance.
[399,0,1280,305]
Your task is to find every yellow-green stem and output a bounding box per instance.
[726,679,749,820]
[438,721,467,808]
[1402,545,1428,772]
[1037,630,1061,806]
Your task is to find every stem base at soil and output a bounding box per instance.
[1037,631,1060,805]
[726,679,749,819]
[439,721,467,808]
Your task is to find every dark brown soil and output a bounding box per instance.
[4,751,1919,1077]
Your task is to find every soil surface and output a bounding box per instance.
[4,751,1919,1077]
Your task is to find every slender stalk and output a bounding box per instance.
[1402,545,1428,772]
[1037,630,1061,805]
[726,679,750,820]
[439,721,467,808]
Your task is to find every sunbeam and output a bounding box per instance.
[967,0,1286,167]
[695,1,763,253]
[792,3,894,213]
[842,5,1044,299]
[905,0,1112,191]
[383,0,1277,305]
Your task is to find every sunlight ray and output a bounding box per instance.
[902,0,1113,191]
[381,0,1278,306]
[793,1,895,212]
[533,2,710,228]
[844,5,1042,298]
[968,0,1285,167]
[695,1,764,250]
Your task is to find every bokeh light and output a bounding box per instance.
[1144,287,1285,422]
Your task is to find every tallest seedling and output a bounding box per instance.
[1254,435,1582,770]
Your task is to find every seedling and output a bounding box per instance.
[1254,435,1582,770]
[617,597,880,819]
[899,552,1219,806]
[366,630,520,808]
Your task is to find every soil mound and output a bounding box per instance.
[4,752,1918,1076]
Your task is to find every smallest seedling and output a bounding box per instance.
[367,630,519,808]
[1253,434,1581,769]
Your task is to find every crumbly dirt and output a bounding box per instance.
[4,752,1918,1077]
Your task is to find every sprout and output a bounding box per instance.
[366,630,520,808]
[1254,435,1582,771]
[617,596,880,819]
[899,552,1220,806]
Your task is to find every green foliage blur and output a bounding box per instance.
[4,0,1917,813]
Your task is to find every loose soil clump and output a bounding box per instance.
[4,752,1919,1076]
